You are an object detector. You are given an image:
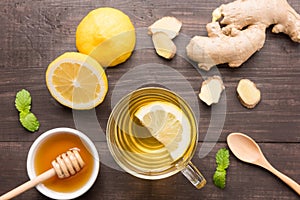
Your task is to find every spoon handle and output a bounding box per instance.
[264,161,300,195]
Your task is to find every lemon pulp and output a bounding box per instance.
[135,101,191,160]
[46,52,108,110]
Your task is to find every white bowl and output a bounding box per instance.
[27,127,100,200]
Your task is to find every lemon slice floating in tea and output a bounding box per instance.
[46,52,108,110]
[134,101,191,160]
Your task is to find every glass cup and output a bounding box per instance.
[106,87,206,189]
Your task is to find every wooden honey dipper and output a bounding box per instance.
[0,148,85,200]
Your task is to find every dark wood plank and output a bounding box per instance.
[0,0,299,199]
[0,142,299,199]
[0,0,299,142]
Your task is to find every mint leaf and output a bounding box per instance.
[216,148,230,170]
[15,89,40,132]
[19,112,40,132]
[15,89,31,113]
[213,148,230,189]
[213,170,226,189]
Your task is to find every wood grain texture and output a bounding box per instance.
[0,0,299,199]
[0,142,299,199]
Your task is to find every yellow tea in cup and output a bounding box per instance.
[107,87,206,188]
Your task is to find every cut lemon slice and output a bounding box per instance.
[46,52,108,110]
[135,101,191,160]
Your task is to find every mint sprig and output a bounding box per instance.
[213,148,230,189]
[15,89,40,132]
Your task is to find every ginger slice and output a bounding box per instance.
[237,79,261,109]
[148,16,182,39]
[152,32,177,59]
[199,76,225,106]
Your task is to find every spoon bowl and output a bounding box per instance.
[227,132,262,164]
[227,132,300,195]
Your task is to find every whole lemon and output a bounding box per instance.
[76,7,136,67]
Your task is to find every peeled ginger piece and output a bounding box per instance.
[152,32,177,59]
[199,76,225,106]
[148,16,182,39]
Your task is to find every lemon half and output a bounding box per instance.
[135,101,191,160]
[76,7,136,67]
[46,52,108,110]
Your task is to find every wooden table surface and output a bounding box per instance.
[0,0,300,199]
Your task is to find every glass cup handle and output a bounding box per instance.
[181,161,206,189]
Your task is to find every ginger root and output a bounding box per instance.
[237,79,261,109]
[199,76,225,106]
[152,32,177,59]
[186,0,300,71]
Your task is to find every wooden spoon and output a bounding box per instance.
[0,148,85,200]
[227,132,300,195]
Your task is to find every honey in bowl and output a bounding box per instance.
[34,132,95,193]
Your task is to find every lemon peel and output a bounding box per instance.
[76,7,136,67]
